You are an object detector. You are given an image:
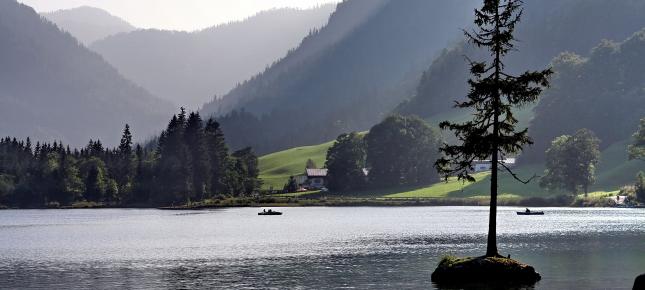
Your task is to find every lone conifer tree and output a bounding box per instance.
[118,124,133,158]
[435,0,552,257]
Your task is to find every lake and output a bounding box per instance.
[0,207,644,289]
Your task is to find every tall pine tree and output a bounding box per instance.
[156,108,190,203]
[116,124,135,199]
[184,112,210,200]
[435,0,552,257]
[204,118,229,195]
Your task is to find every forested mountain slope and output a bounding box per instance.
[397,0,645,119]
[202,0,480,154]
[0,1,173,146]
[523,30,645,161]
[91,5,336,108]
[42,6,136,46]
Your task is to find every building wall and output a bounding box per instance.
[474,163,491,172]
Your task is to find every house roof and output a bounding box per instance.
[306,168,328,177]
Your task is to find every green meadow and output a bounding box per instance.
[259,137,642,198]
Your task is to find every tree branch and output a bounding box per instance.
[497,160,538,184]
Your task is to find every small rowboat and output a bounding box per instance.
[516,211,544,215]
[258,210,282,216]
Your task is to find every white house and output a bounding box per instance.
[297,168,370,189]
[304,168,328,189]
[473,158,516,172]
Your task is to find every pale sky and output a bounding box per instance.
[18,0,342,31]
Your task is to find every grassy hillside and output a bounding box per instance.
[593,140,644,189]
[259,137,643,197]
[259,140,334,190]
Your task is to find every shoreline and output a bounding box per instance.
[156,198,645,210]
[3,196,642,210]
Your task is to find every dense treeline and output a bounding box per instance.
[0,109,260,208]
[325,115,441,192]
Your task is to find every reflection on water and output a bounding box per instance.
[0,207,644,289]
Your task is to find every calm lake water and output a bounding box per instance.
[0,207,644,289]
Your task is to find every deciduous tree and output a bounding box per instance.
[325,132,366,191]
[539,129,600,196]
[366,115,441,187]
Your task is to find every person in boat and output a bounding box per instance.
[525,208,530,213]
[268,209,272,213]
[263,209,266,213]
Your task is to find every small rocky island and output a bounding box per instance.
[431,256,541,288]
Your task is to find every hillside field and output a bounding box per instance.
[259,137,643,197]
[258,140,334,190]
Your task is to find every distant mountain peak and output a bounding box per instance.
[41,5,136,45]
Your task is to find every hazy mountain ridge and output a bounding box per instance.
[41,6,136,46]
[91,5,337,108]
[203,0,480,154]
[0,1,173,146]
[205,0,389,114]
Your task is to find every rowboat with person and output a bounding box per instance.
[516,208,544,215]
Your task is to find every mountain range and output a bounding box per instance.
[90,5,337,108]
[202,0,480,153]
[3,0,645,157]
[0,1,173,147]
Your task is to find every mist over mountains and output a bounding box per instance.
[202,0,479,153]
[90,5,336,108]
[204,0,390,115]
[0,1,173,147]
[3,0,645,158]
[42,6,136,46]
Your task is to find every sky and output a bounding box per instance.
[18,0,342,31]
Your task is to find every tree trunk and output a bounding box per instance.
[486,1,501,258]
[487,127,499,257]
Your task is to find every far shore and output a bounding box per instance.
[3,196,642,210]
